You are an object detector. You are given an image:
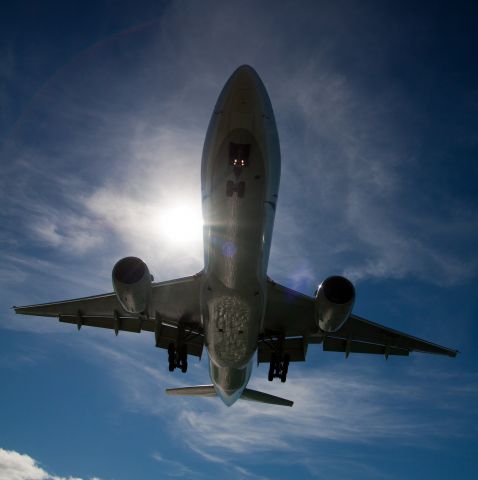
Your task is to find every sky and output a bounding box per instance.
[1,0,478,479]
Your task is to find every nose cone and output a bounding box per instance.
[214,64,273,118]
[228,64,261,90]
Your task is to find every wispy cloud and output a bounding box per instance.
[2,0,476,305]
[85,341,478,473]
[177,371,476,454]
[184,443,269,480]
[269,60,478,289]
[0,448,99,480]
[151,452,198,478]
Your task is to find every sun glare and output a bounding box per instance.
[156,205,203,244]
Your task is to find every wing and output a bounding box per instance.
[14,273,204,358]
[260,279,458,362]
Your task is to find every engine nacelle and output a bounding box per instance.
[112,256,152,314]
[315,275,355,332]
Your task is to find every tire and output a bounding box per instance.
[268,355,276,381]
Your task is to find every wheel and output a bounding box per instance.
[283,354,290,370]
[181,361,188,373]
[268,354,277,381]
[280,354,290,382]
[177,345,188,373]
[168,343,175,362]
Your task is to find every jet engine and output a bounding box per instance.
[112,256,152,314]
[315,275,355,332]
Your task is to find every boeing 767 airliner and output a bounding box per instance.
[15,65,457,407]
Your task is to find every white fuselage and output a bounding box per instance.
[200,66,281,406]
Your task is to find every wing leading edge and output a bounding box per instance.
[14,273,204,358]
[262,279,458,361]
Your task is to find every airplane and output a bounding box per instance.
[14,65,458,407]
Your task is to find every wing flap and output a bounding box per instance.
[59,314,143,333]
[323,336,409,356]
[14,292,120,318]
[334,314,458,357]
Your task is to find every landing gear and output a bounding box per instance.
[268,353,290,382]
[168,343,188,373]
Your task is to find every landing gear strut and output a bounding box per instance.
[168,343,188,373]
[268,353,290,383]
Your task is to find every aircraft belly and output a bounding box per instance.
[199,66,282,402]
[202,130,267,369]
[206,131,267,289]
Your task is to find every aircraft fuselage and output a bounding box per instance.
[200,66,281,405]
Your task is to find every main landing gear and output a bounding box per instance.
[268,352,290,383]
[168,343,188,373]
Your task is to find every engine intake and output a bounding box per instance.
[315,276,355,332]
[112,256,152,314]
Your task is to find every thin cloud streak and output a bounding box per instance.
[272,61,478,289]
[151,452,199,478]
[86,342,477,459]
[1,0,476,313]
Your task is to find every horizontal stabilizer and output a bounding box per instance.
[165,385,216,397]
[165,385,293,406]
[241,388,293,407]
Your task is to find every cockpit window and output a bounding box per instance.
[229,143,250,167]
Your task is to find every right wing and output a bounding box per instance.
[327,313,458,358]
[260,279,458,362]
[14,273,204,357]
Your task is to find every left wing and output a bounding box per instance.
[14,273,204,357]
[260,279,458,362]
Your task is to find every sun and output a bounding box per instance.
[156,204,203,244]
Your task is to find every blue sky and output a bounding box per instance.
[1,1,477,479]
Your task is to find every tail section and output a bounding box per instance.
[165,385,293,407]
